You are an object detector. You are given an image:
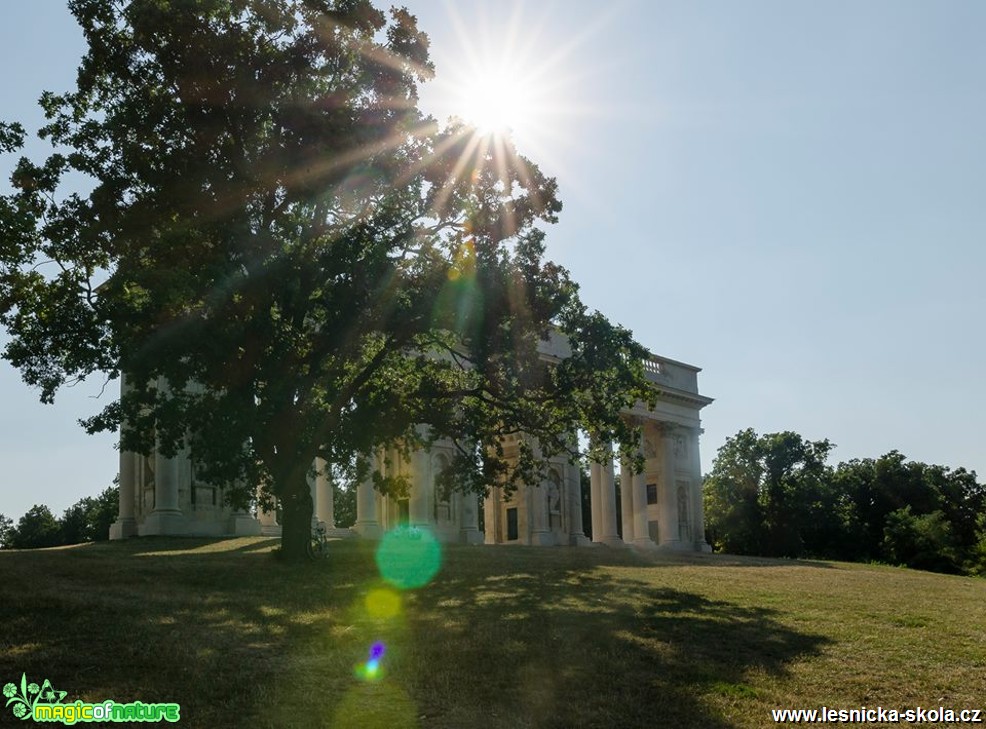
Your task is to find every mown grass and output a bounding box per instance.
[0,538,983,728]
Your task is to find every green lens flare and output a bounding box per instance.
[374,527,442,590]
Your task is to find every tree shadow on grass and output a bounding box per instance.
[0,540,376,727]
[0,540,831,729]
[396,548,832,728]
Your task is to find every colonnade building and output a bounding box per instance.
[109,340,713,551]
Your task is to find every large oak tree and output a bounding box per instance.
[0,0,651,560]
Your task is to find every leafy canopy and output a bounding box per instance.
[0,0,651,558]
[704,428,986,573]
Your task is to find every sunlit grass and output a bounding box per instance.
[0,538,983,728]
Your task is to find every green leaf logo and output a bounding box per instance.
[35,679,67,705]
[4,673,68,721]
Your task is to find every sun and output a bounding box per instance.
[418,4,584,161]
[454,65,536,137]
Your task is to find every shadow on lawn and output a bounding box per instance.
[403,548,832,729]
[0,541,373,728]
[0,541,830,729]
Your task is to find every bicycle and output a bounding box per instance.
[307,521,329,560]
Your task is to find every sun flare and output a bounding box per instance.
[420,4,586,164]
[455,67,536,137]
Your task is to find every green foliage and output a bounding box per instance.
[580,465,592,540]
[0,513,12,549]
[703,428,835,558]
[58,499,95,545]
[833,452,936,561]
[2,487,119,549]
[704,429,986,575]
[333,482,356,529]
[87,486,120,542]
[0,0,651,560]
[967,514,986,576]
[9,505,61,549]
[58,486,119,544]
[882,507,958,573]
[833,453,984,568]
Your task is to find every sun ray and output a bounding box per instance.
[426,129,487,223]
[417,0,608,188]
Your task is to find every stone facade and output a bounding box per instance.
[107,376,262,539]
[110,344,713,551]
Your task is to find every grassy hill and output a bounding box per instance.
[0,538,983,728]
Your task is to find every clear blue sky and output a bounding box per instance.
[2,1,984,521]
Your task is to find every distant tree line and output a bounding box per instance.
[704,429,986,575]
[0,487,118,550]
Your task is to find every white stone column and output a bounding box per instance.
[619,454,635,543]
[530,478,552,546]
[110,450,138,539]
[410,445,431,528]
[353,452,382,538]
[597,444,622,546]
[589,460,602,543]
[139,378,187,536]
[631,436,657,549]
[688,428,712,552]
[459,490,483,544]
[110,373,138,540]
[484,488,499,544]
[659,426,680,549]
[314,457,334,528]
[528,438,553,546]
[140,431,188,535]
[632,468,655,548]
[566,459,590,546]
[312,458,353,538]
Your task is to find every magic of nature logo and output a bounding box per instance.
[4,674,180,724]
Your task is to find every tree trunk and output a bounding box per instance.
[278,472,314,562]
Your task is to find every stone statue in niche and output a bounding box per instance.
[673,434,686,458]
[548,478,561,514]
[433,485,451,523]
[643,436,657,459]
[433,454,452,523]
[142,455,155,489]
[547,475,562,530]
[141,454,156,511]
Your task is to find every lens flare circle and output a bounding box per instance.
[355,641,387,682]
[365,587,402,620]
[374,526,443,590]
